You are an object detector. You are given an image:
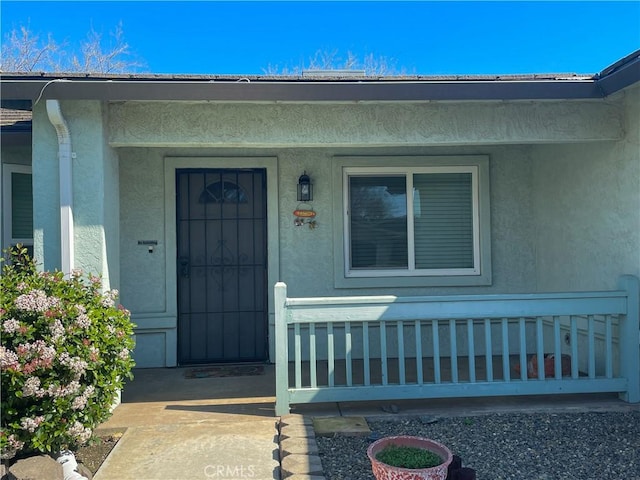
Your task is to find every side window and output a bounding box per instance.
[2,164,33,255]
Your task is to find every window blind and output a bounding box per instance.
[11,172,33,239]
[413,173,473,269]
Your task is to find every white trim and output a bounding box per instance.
[164,156,280,366]
[406,173,416,270]
[1,164,33,249]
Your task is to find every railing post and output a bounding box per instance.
[274,282,290,415]
[618,275,640,403]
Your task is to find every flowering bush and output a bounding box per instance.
[0,246,135,458]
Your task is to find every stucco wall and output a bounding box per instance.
[31,100,120,288]
[532,84,640,292]
[118,147,167,313]
[109,101,622,147]
[278,145,536,297]
[119,144,536,297]
[118,143,538,366]
[32,102,61,271]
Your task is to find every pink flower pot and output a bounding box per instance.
[367,436,453,480]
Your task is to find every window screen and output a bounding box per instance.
[349,176,408,269]
[347,169,476,274]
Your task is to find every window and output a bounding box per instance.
[2,164,33,253]
[199,180,247,204]
[333,156,491,288]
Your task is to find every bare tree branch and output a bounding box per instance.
[262,63,302,76]
[1,24,61,71]
[1,22,145,73]
[264,49,409,76]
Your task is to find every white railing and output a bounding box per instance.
[274,276,639,415]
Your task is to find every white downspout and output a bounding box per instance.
[46,100,74,276]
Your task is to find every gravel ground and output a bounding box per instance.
[316,411,640,480]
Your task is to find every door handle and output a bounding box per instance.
[179,256,190,278]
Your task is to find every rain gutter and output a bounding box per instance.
[1,77,603,103]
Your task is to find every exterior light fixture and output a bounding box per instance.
[297,171,313,202]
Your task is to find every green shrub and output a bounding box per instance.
[376,444,443,469]
[0,246,135,458]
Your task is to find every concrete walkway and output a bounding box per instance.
[94,365,639,480]
[94,365,280,480]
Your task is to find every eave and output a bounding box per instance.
[0,49,637,104]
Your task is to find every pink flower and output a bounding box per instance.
[0,346,20,371]
[59,352,87,377]
[101,297,115,308]
[20,416,44,433]
[15,340,56,372]
[1,434,25,459]
[2,318,21,334]
[89,346,100,362]
[67,422,92,443]
[49,319,66,343]
[46,380,81,398]
[75,314,91,329]
[101,289,119,308]
[14,290,60,312]
[22,377,44,397]
[71,386,95,410]
[8,434,24,450]
[22,361,37,374]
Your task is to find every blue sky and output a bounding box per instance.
[1,1,639,75]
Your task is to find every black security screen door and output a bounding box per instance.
[176,169,267,364]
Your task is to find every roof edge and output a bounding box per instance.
[0,77,604,103]
[0,51,637,103]
[595,49,640,96]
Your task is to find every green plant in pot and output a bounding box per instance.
[367,435,453,480]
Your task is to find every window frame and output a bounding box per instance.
[332,156,491,288]
[2,163,33,251]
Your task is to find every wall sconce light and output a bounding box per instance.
[297,171,313,202]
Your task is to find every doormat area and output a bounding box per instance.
[184,364,265,379]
